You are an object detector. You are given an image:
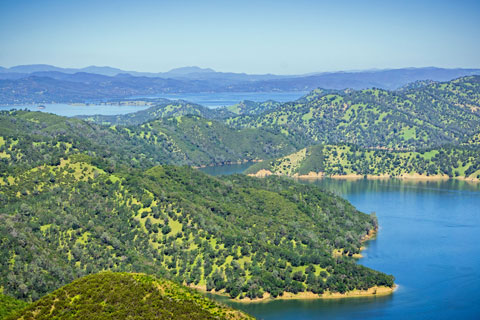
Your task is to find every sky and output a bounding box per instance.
[0,0,479,74]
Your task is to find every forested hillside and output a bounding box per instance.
[77,100,236,125]
[73,76,480,156]
[245,144,480,180]
[77,99,283,126]
[228,76,480,150]
[0,150,393,303]
[0,110,299,170]
[225,100,282,116]
[3,75,480,311]
[6,272,253,320]
[127,116,300,165]
[0,294,27,319]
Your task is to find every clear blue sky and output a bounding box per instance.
[1,0,479,74]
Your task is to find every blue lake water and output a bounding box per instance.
[199,163,480,320]
[0,91,307,116]
[130,91,308,108]
[0,103,151,117]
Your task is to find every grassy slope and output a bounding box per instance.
[245,144,480,180]
[0,111,299,170]
[130,115,300,165]
[228,76,480,150]
[77,99,280,126]
[1,154,393,302]
[0,294,28,320]
[78,100,236,125]
[7,272,253,320]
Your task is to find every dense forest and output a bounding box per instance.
[0,295,27,319]
[0,153,393,303]
[2,75,480,314]
[5,272,253,320]
[76,76,480,155]
[227,76,480,150]
[77,100,236,125]
[245,144,480,180]
[77,99,281,125]
[0,110,300,171]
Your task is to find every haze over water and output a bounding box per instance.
[200,164,480,320]
[0,91,307,116]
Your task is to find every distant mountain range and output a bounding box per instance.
[0,64,479,104]
[0,64,286,81]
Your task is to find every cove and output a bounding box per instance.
[199,163,480,319]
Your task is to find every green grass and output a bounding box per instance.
[7,272,253,320]
[0,294,28,319]
[247,144,480,179]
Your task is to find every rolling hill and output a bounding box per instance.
[77,100,236,125]
[228,76,480,150]
[5,272,253,320]
[0,295,27,319]
[0,110,299,169]
[0,147,394,303]
[244,144,480,181]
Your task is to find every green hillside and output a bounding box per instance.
[228,76,480,150]
[77,99,280,126]
[0,110,299,171]
[5,76,480,309]
[78,100,236,125]
[6,272,253,320]
[0,151,393,302]
[226,100,282,116]
[245,144,480,180]
[127,115,300,165]
[0,294,28,319]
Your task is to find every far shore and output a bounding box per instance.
[189,284,396,304]
[248,169,480,182]
[192,159,263,169]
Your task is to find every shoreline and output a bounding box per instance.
[189,228,396,304]
[193,159,263,169]
[334,227,377,259]
[248,169,480,182]
[191,284,396,304]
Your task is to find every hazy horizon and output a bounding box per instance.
[1,0,479,74]
[2,64,480,76]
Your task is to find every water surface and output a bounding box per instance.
[0,91,306,116]
[131,91,307,108]
[199,164,480,319]
[198,162,256,176]
[0,103,150,117]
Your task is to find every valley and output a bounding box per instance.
[0,74,479,319]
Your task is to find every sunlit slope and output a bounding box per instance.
[1,155,393,302]
[78,100,236,125]
[245,144,480,180]
[6,272,253,320]
[0,110,298,169]
[229,76,480,149]
[0,294,28,319]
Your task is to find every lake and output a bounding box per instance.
[0,103,151,117]
[199,163,480,320]
[0,91,307,116]
[130,91,308,108]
